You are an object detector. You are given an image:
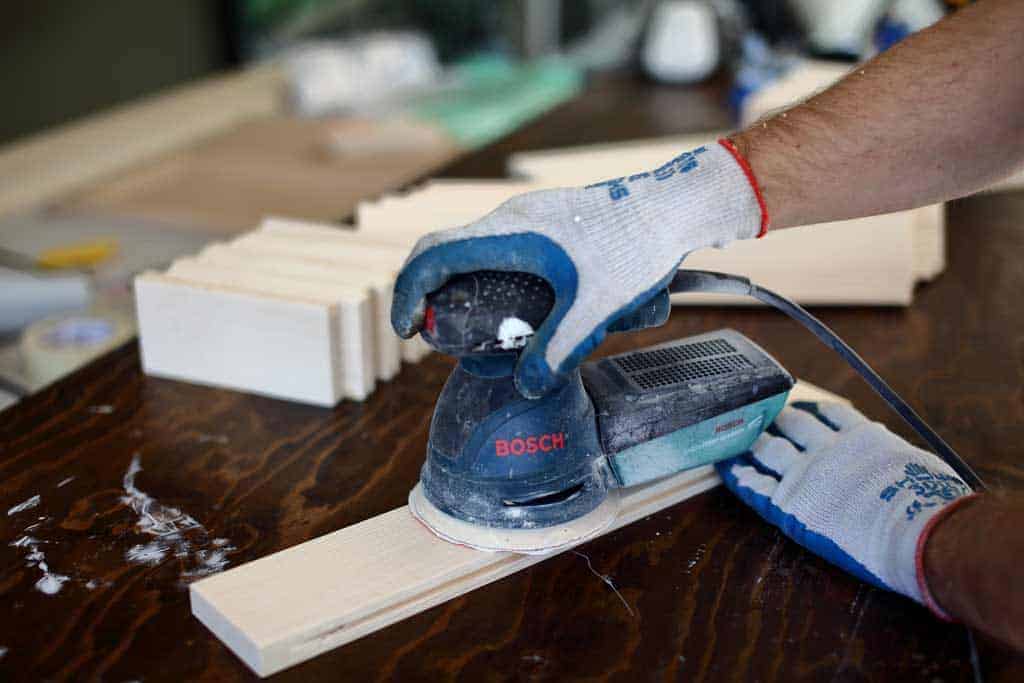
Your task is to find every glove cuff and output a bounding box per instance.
[718,138,770,237]
[914,492,982,622]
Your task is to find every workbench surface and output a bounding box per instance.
[2,76,1023,681]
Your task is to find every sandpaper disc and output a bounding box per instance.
[408,483,621,555]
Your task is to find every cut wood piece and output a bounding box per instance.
[257,217,412,263]
[228,229,428,365]
[167,258,375,401]
[739,60,851,127]
[401,335,432,363]
[983,167,1024,194]
[913,203,946,281]
[676,210,917,306]
[507,133,727,182]
[354,182,538,240]
[259,214,424,251]
[135,272,341,406]
[191,380,845,677]
[196,243,400,382]
[233,231,407,271]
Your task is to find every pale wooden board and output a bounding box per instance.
[244,221,430,363]
[675,212,917,306]
[913,203,946,282]
[231,232,405,272]
[983,167,1024,195]
[257,217,412,264]
[738,59,851,127]
[58,117,459,234]
[165,258,375,401]
[135,273,341,407]
[0,63,284,219]
[191,380,846,677]
[196,243,401,382]
[507,133,732,182]
[355,181,541,242]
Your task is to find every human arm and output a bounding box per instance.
[924,493,1024,650]
[732,0,1024,230]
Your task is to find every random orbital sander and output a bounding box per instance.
[408,269,983,554]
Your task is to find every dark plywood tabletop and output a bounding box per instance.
[2,76,1024,681]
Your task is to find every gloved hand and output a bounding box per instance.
[716,401,976,616]
[391,140,767,398]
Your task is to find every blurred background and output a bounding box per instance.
[0,0,962,409]
[3,0,965,145]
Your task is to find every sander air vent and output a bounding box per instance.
[628,354,753,389]
[612,337,751,390]
[614,338,737,373]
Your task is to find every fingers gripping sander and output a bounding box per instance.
[408,271,794,554]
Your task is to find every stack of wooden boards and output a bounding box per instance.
[135,218,430,406]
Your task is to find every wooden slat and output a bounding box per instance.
[191,380,845,677]
[195,243,401,382]
[160,258,374,401]
[135,273,341,406]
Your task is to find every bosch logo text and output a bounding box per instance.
[715,418,745,433]
[495,433,566,457]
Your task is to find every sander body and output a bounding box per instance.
[410,271,793,553]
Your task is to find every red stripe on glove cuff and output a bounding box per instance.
[718,138,769,238]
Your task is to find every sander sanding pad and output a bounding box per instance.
[408,483,621,555]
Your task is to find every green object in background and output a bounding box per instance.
[408,56,584,150]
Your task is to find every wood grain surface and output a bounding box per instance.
[2,75,1024,681]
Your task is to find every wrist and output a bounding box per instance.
[718,138,769,238]
[729,126,806,232]
[916,492,983,620]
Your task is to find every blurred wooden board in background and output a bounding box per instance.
[60,117,459,235]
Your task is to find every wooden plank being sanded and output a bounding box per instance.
[190,380,846,677]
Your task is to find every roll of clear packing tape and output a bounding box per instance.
[20,310,135,388]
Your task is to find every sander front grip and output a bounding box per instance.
[422,270,668,356]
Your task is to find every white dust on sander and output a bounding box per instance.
[497,317,534,350]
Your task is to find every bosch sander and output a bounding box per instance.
[408,269,983,554]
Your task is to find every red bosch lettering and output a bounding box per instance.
[495,432,567,457]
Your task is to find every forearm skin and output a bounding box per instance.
[924,494,1024,650]
[732,0,1024,230]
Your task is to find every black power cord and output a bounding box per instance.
[669,269,985,491]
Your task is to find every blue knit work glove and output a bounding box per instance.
[716,401,975,614]
[391,141,765,398]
